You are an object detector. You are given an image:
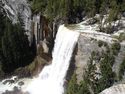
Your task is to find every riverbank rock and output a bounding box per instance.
[75,35,101,83]
[100,84,125,94]
[18,81,24,86]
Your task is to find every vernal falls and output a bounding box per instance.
[25,25,80,94]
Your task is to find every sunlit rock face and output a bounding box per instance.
[100,84,125,94]
[1,0,32,43]
[1,0,31,31]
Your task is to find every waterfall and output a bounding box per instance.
[26,25,80,94]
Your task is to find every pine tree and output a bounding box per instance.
[67,73,79,94]
[1,21,34,73]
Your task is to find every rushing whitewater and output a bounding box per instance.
[26,25,80,94]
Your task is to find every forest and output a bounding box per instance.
[0,13,35,76]
[30,0,125,23]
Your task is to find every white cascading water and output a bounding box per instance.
[26,25,80,94]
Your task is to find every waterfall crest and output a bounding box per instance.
[26,25,80,94]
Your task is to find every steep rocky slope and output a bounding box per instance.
[100,84,125,94]
[66,18,125,94]
[1,0,31,31]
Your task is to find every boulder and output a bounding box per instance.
[18,81,24,86]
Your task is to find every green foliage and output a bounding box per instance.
[98,40,106,47]
[85,0,96,17]
[31,0,47,12]
[86,50,115,93]
[66,72,90,94]
[32,0,125,22]
[99,0,108,15]
[118,32,125,42]
[111,42,121,55]
[119,58,125,80]
[98,53,116,89]
[108,0,120,22]
[31,0,125,24]
[66,73,79,94]
[45,0,68,20]
[77,81,90,94]
[1,22,34,72]
[0,14,35,73]
[31,0,85,23]
[0,14,6,49]
[66,45,116,94]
